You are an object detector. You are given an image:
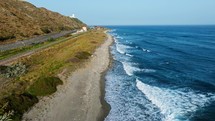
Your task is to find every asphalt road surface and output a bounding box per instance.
[0,30,76,51]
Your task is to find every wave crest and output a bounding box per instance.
[136,79,215,121]
[116,44,132,54]
[122,62,156,76]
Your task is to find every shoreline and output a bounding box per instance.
[98,35,114,121]
[22,32,113,121]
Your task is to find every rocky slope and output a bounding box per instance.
[0,0,86,44]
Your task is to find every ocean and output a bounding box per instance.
[104,26,215,121]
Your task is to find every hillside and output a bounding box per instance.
[0,0,86,44]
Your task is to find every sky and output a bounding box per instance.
[28,0,215,25]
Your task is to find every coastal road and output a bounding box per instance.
[0,30,77,51]
[0,32,84,65]
[0,31,83,94]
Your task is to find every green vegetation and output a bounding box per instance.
[47,37,56,42]
[0,35,15,42]
[41,27,51,34]
[1,103,14,121]
[0,76,62,120]
[75,51,92,59]
[27,77,63,96]
[0,66,7,74]
[0,43,44,60]
[0,63,27,78]
[0,29,107,120]
[71,18,86,25]
[0,35,72,61]
[1,93,38,120]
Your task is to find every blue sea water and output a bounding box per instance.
[104,26,215,121]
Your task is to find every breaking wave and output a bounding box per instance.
[122,62,156,76]
[136,79,215,121]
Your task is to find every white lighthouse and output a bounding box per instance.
[69,14,75,18]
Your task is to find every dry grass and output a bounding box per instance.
[20,30,106,85]
[0,0,86,44]
[1,29,106,97]
[0,29,107,120]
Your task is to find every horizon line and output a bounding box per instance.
[90,24,215,26]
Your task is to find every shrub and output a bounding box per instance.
[59,26,66,31]
[47,38,55,42]
[0,66,8,75]
[0,102,13,121]
[33,32,40,36]
[0,63,27,78]
[67,57,80,63]
[0,111,13,121]
[75,51,91,60]
[41,27,51,34]
[0,35,15,42]
[0,76,62,120]
[27,77,63,96]
[1,93,38,120]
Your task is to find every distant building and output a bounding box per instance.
[76,26,88,33]
[82,27,87,32]
[94,26,104,30]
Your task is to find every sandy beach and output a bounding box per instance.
[22,33,113,121]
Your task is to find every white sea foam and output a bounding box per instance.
[105,73,163,121]
[116,45,125,54]
[110,29,116,32]
[116,44,132,54]
[129,42,133,44]
[142,48,147,51]
[116,36,123,39]
[142,48,151,52]
[114,38,119,43]
[125,53,134,57]
[122,62,140,76]
[136,79,215,121]
[142,69,156,73]
[122,62,156,76]
[111,33,117,37]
